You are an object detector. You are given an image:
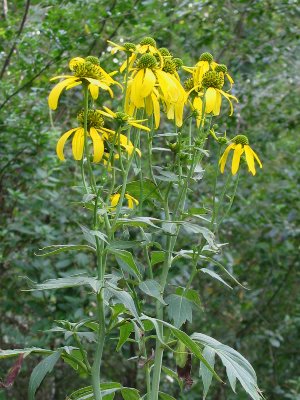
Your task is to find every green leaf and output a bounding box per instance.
[139,280,166,305]
[28,351,61,400]
[150,251,165,266]
[116,322,133,351]
[109,240,144,250]
[165,294,193,328]
[182,223,217,250]
[126,179,161,201]
[66,382,123,399]
[200,347,216,399]
[161,366,183,390]
[108,248,141,280]
[121,388,140,400]
[200,268,232,289]
[25,275,101,292]
[35,244,95,256]
[106,284,141,326]
[191,333,263,400]
[114,217,160,230]
[62,349,86,375]
[175,288,201,308]
[0,348,51,359]
[201,256,247,288]
[158,392,176,400]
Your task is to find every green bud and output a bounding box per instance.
[163,60,176,74]
[202,71,224,89]
[215,64,227,73]
[184,77,195,91]
[85,56,100,66]
[199,52,213,62]
[139,36,156,47]
[137,54,157,69]
[123,42,136,52]
[159,47,172,57]
[218,137,228,144]
[233,135,249,145]
[175,341,188,368]
[172,57,183,70]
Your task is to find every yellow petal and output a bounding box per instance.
[141,68,156,98]
[125,193,139,209]
[48,78,76,110]
[213,90,222,115]
[50,75,76,81]
[103,106,116,117]
[244,145,256,175]
[65,81,82,90]
[231,144,244,175]
[156,70,178,102]
[110,193,120,208]
[72,127,84,160]
[85,78,113,98]
[89,127,104,163]
[131,69,145,107]
[120,53,136,73]
[130,122,150,131]
[56,128,78,161]
[205,88,217,114]
[69,57,85,71]
[89,84,99,100]
[219,143,235,173]
[151,92,160,128]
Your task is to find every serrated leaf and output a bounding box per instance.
[28,351,61,400]
[35,244,95,256]
[200,347,216,399]
[106,284,141,326]
[116,322,133,352]
[175,288,201,307]
[200,268,232,289]
[165,294,193,328]
[191,333,263,400]
[25,275,101,292]
[139,280,166,305]
[108,248,141,280]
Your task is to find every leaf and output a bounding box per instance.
[28,351,61,400]
[106,284,141,326]
[139,280,166,305]
[109,240,144,250]
[0,354,24,388]
[108,248,141,280]
[200,268,232,289]
[161,366,183,390]
[114,217,161,230]
[191,333,263,400]
[121,388,141,400]
[158,393,176,400]
[126,179,161,201]
[66,382,123,399]
[62,350,86,375]
[89,230,108,243]
[0,348,51,359]
[35,244,95,256]
[175,288,201,308]
[165,294,193,328]
[150,251,165,266]
[200,347,216,399]
[25,275,101,292]
[116,322,133,352]
[201,256,247,288]
[182,223,217,250]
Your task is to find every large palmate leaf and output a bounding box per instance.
[191,333,263,400]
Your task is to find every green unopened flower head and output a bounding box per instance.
[85,56,100,66]
[172,57,183,70]
[184,77,195,91]
[199,52,213,62]
[140,36,156,47]
[215,64,228,73]
[232,134,249,145]
[114,111,129,125]
[163,60,176,74]
[137,54,157,70]
[123,42,136,52]
[202,71,224,89]
[159,47,172,57]
[77,109,104,129]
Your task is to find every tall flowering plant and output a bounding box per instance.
[0,37,263,400]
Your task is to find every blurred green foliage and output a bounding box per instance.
[0,0,299,399]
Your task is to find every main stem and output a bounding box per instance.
[82,86,106,400]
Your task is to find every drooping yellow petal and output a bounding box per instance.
[110,193,121,208]
[102,106,116,117]
[244,145,256,175]
[125,193,139,209]
[72,127,84,160]
[89,127,104,163]
[120,53,136,73]
[50,75,76,81]
[56,128,78,161]
[205,88,217,114]
[85,78,114,98]
[130,122,150,131]
[141,68,156,98]
[131,69,145,107]
[65,81,82,90]
[226,73,234,90]
[251,148,263,169]
[219,143,235,173]
[48,78,77,110]
[156,70,179,103]
[151,92,160,128]
[213,90,222,115]
[88,83,99,100]
[231,144,244,175]
[218,90,238,116]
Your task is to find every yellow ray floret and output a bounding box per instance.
[110,193,139,209]
[219,135,262,176]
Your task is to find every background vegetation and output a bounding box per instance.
[0,0,299,399]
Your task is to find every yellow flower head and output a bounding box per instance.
[56,109,140,163]
[99,106,150,132]
[219,135,263,176]
[110,193,139,209]
[125,53,187,128]
[48,56,121,110]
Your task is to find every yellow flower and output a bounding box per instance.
[107,41,137,73]
[48,56,121,110]
[219,135,263,176]
[110,193,139,209]
[98,106,150,132]
[56,109,140,162]
[125,53,186,128]
[188,71,238,117]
